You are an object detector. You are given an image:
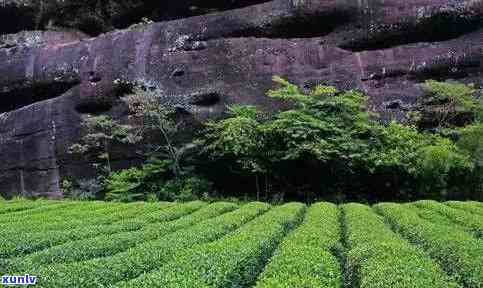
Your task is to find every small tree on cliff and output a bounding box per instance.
[69,84,183,177]
[69,115,141,175]
[121,87,187,178]
[102,85,210,202]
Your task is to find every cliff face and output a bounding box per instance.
[0,0,482,198]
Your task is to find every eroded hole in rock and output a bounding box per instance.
[174,105,192,115]
[189,92,221,106]
[75,100,113,114]
[0,5,36,34]
[385,100,403,110]
[172,69,185,77]
[158,0,272,21]
[0,82,78,113]
[88,71,102,83]
[111,0,272,35]
[223,11,352,39]
[339,13,482,52]
[190,0,271,11]
[411,54,482,81]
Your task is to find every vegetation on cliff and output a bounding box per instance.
[68,77,482,203]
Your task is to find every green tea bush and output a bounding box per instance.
[0,201,117,225]
[255,202,342,288]
[0,202,179,258]
[2,200,483,287]
[117,203,305,288]
[343,203,458,288]
[0,202,170,235]
[413,200,483,238]
[6,202,235,271]
[446,201,483,216]
[29,202,270,287]
[0,200,64,216]
[375,203,483,287]
[0,200,74,222]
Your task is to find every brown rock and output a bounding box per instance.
[0,0,481,197]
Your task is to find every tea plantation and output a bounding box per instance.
[0,199,482,287]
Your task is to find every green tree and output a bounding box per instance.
[121,87,186,178]
[457,123,483,200]
[200,77,473,201]
[419,80,479,129]
[103,84,214,202]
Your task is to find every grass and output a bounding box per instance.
[0,199,481,287]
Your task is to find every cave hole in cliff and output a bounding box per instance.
[110,0,272,33]
[189,92,221,106]
[0,82,77,113]
[410,54,483,82]
[172,69,185,77]
[0,5,36,34]
[88,71,102,83]
[189,0,271,12]
[222,11,352,39]
[75,99,113,114]
[339,13,482,52]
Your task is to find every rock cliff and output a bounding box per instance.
[0,0,482,198]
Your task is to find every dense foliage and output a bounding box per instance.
[68,77,482,202]
[200,77,478,201]
[105,158,213,202]
[417,80,480,129]
[1,200,482,287]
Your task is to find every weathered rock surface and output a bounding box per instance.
[0,0,272,36]
[0,0,482,198]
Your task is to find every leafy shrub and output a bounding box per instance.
[158,176,213,202]
[414,138,473,198]
[458,123,483,165]
[419,80,479,128]
[104,158,213,202]
[105,168,146,202]
[69,115,140,175]
[455,123,483,200]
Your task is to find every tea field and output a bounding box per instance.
[0,199,482,287]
